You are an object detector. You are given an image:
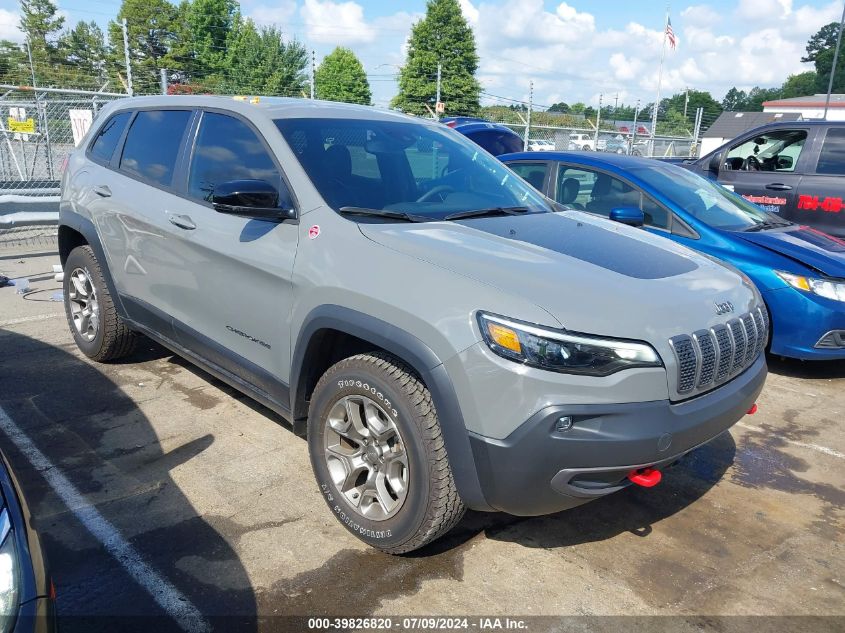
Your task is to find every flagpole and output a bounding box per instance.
[650,7,669,157]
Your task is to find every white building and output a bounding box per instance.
[762,93,845,120]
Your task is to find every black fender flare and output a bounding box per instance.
[59,209,127,318]
[291,305,493,511]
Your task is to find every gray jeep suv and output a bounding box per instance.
[59,96,767,553]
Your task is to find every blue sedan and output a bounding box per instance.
[499,151,845,360]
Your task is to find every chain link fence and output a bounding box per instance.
[0,87,125,248]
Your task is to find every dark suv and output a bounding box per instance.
[681,121,845,237]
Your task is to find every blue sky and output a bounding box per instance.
[1,0,842,109]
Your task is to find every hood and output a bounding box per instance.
[359,210,759,347]
[733,225,845,278]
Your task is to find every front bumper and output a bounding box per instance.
[765,286,845,360]
[468,354,766,516]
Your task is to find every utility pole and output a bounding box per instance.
[310,50,316,99]
[121,19,133,96]
[613,93,619,126]
[524,80,533,151]
[160,68,167,95]
[631,99,641,155]
[824,2,845,120]
[434,62,442,119]
[691,106,703,157]
[25,39,36,89]
[683,86,690,119]
[650,7,670,156]
[593,93,602,148]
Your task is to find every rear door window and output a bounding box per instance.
[120,110,192,187]
[89,111,131,163]
[507,162,548,193]
[188,112,283,203]
[815,127,845,175]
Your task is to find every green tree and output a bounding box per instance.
[665,89,722,124]
[0,40,27,84]
[185,0,238,75]
[19,0,64,63]
[219,19,307,96]
[392,0,480,116]
[781,71,817,98]
[802,22,845,93]
[745,86,783,111]
[721,87,748,110]
[547,102,569,113]
[315,47,371,104]
[655,109,689,135]
[569,102,586,115]
[108,0,180,93]
[60,21,108,82]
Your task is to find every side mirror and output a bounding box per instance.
[609,206,645,227]
[211,179,295,221]
[708,151,722,174]
[776,155,793,170]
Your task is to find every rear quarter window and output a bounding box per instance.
[815,128,845,175]
[89,111,131,163]
[120,110,192,187]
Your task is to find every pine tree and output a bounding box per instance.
[61,21,108,82]
[315,47,371,105]
[186,0,238,75]
[392,0,480,116]
[107,0,179,93]
[19,0,64,63]
[220,19,307,96]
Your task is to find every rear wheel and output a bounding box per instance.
[308,352,465,554]
[63,245,136,361]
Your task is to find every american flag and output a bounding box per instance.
[666,17,677,50]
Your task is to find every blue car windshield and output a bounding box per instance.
[629,164,773,230]
[274,117,551,220]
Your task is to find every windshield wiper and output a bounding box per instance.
[744,219,793,232]
[339,207,429,223]
[443,206,530,221]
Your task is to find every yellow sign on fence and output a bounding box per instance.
[7,117,35,134]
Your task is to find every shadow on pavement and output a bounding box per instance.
[0,329,257,632]
[766,353,845,379]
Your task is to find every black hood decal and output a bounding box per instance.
[456,213,699,280]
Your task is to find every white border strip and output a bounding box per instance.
[736,421,844,460]
[0,405,209,632]
[0,313,62,328]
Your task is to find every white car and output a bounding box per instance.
[527,139,555,151]
[567,133,595,151]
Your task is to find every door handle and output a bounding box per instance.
[93,185,111,197]
[765,183,793,191]
[167,213,196,230]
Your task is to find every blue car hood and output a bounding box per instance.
[734,226,845,278]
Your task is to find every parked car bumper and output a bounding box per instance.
[765,286,845,359]
[467,354,766,516]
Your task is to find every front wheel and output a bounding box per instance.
[63,245,137,361]
[582,144,591,151]
[308,353,465,554]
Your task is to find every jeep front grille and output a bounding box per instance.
[669,306,768,396]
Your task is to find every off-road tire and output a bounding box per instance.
[308,352,465,554]
[63,245,137,362]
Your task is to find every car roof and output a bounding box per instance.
[499,150,662,170]
[453,121,520,135]
[100,95,435,125]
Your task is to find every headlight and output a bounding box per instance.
[0,508,18,633]
[477,312,662,376]
[775,271,845,302]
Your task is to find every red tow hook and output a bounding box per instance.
[627,467,662,488]
[747,403,758,415]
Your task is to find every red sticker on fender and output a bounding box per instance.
[308,225,320,239]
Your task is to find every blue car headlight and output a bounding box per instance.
[478,312,663,376]
[775,271,845,303]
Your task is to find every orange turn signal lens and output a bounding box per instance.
[486,322,522,354]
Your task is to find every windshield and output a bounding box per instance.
[628,163,776,230]
[274,117,551,220]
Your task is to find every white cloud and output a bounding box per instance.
[249,1,297,27]
[735,0,793,21]
[0,9,22,42]
[458,0,479,25]
[681,5,722,27]
[300,0,375,44]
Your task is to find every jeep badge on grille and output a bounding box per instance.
[715,301,735,315]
